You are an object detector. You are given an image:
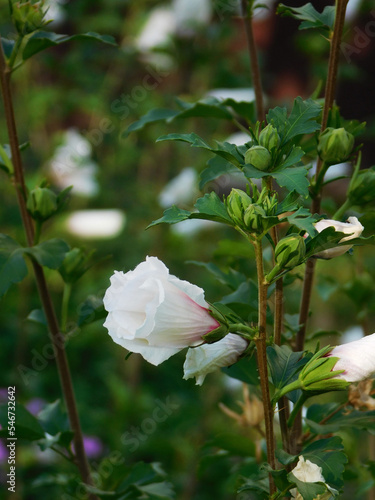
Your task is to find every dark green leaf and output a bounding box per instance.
[221,355,259,385]
[278,3,335,31]
[221,97,255,121]
[208,432,256,457]
[271,166,310,197]
[156,133,242,168]
[0,403,45,440]
[0,234,28,298]
[27,308,47,325]
[276,145,305,169]
[267,345,306,389]
[302,436,347,488]
[194,192,233,224]
[188,261,246,290]
[37,431,74,451]
[306,404,375,434]
[136,481,175,498]
[285,207,320,236]
[305,227,347,258]
[148,206,192,228]
[1,38,15,59]
[124,109,179,137]
[25,238,70,269]
[37,400,69,435]
[23,31,116,60]
[199,156,239,189]
[288,474,327,500]
[284,97,321,143]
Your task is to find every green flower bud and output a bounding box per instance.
[226,188,252,226]
[26,187,57,221]
[244,145,271,171]
[59,248,87,283]
[317,127,354,165]
[259,124,280,151]
[243,204,266,233]
[348,166,375,206]
[12,1,46,35]
[275,234,306,269]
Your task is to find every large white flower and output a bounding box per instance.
[313,216,363,259]
[103,257,220,366]
[183,333,248,385]
[290,456,331,500]
[328,332,375,382]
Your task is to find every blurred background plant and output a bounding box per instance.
[0,0,375,498]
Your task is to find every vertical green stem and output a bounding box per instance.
[293,0,349,454]
[61,283,72,334]
[241,0,265,122]
[0,37,96,498]
[253,239,276,494]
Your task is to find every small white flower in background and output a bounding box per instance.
[43,0,67,25]
[173,0,211,33]
[312,216,364,259]
[49,128,99,197]
[158,167,199,208]
[206,88,255,103]
[225,132,252,147]
[327,332,375,383]
[103,257,220,366]
[290,456,332,499]
[170,219,218,237]
[135,7,176,52]
[183,333,248,385]
[66,209,126,239]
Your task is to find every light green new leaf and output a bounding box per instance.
[0,234,28,298]
[22,31,116,60]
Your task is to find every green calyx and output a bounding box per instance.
[26,186,58,221]
[266,234,306,282]
[259,124,280,151]
[12,0,48,35]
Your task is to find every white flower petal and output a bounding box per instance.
[292,456,325,483]
[313,217,363,258]
[183,333,248,385]
[329,332,375,382]
[104,256,220,365]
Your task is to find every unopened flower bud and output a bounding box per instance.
[26,186,57,221]
[317,127,354,165]
[348,167,375,206]
[275,234,305,269]
[245,145,271,171]
[59,248,88,283]
[259,124,280,151]
[226,188,252,226]
[12,0,46,35]
[243,204,266,233]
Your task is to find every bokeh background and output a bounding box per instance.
[1,0,375,498]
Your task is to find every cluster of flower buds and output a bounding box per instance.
[11,0,48,35]
[317,127,354,165]
[244,124,281,172]
[266,234,306,282]
[225,187,278,236]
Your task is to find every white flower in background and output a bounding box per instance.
[171,219,218,236]
[327,332,375,383]
[103,256,220,366]
[312,216,364,259]
[290,456,331,499]
[225,132,252,147]
[183,333,248,385]
[310,161,350,181]
[136,7,176,52]
[49,128,99,197]
[158,167,199,208]
[173,0,211,33]
[206,88,255,103]
[43,0,67,25]
[66,209,125,239]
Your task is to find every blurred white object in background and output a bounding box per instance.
[158,167,199,208]
[66,210,126,239]
[44,0,67,26]
[225,132,252,147]
[173,0,211,33]
[49,128,99,197]
[136,7,176,52]
[207,88,255,103]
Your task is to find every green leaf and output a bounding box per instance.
[188,261,247,290]
[148,206,192,228]
[124,109,179,137]
[1,38,15,59]
[267,345,306,390]
[306,404,375,434]
[37,400,69,436]
[278,3,335,31]
[25,238,70,269]
[221,355,259,385]
[0,234,28,298]
[27,308,47,325]
[271,166,310,196]
[136,481,175,498]
[276,145,305,170]
[305,227,347,258]
[287,474,327,500]
[194,192,233,223]
[285,207,320,236]
[268,97,321,144]
[0,403,45,440]
[22,31,116,60]
[156,133,243,168]
[208,432,256,457]
[302,436,347,489]
[199,156,239,189]
[0,144,14,174]
[221,97,255,121]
